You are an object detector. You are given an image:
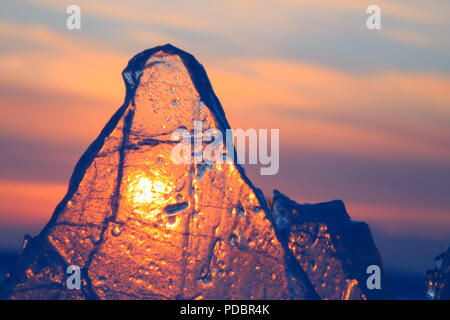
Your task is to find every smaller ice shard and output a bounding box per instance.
[426,246,450,300]
[271,190,389,300]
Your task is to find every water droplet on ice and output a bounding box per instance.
[229,232,243,248]
[25,268,34,278]
[167,216,177,225]
[309,260,316,271]
[175,178,185,192]
[98,276,106,284]
[20,234,32,252]
[200,275,212,285]
[252,206,261,213]
[172,97,180,107]
[112,226,122,236]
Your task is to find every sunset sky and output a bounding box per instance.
[0,0,449,274]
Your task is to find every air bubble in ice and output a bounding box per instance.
[236,202,245,217]
[98,276,106,284]
[164,202,188,214]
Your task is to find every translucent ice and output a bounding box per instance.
[426,246,450,300]
[1,45,387,300]
[271,190,389,300]
[1,45,314,300]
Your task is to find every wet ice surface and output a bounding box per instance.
[1,44,386,300]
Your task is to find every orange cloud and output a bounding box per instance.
[282,0,447,24]
[347,201,450,239]
[0,20,127,102]
[0,180,66,227]
[1,18,450,241]
[208,58,450,162]
[1,20,450,160]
